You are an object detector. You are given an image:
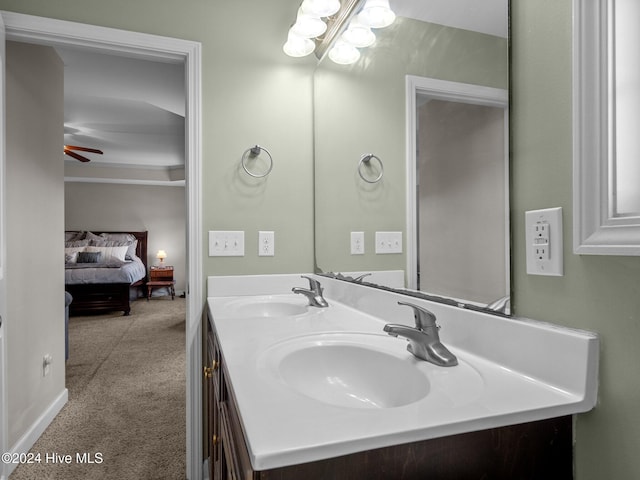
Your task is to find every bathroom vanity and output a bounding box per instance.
[205,274,599,479]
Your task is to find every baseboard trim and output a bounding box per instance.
[6,388,68,476]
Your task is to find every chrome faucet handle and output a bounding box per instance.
[353,273,372,283]
[301,275,322,293]
[397,301,438,334]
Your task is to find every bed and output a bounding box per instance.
[65,231,148,316]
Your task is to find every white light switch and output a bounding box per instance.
[351,231,365,255]
[525,208,563,276]
[375,231,402,254]
[209,231,245,257]
[258,231,275,256]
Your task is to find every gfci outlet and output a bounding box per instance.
[525,207,563,276]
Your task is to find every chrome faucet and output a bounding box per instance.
[383,301,458,367]
[292,275,329,308]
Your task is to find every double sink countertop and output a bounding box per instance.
[207,274,599,471]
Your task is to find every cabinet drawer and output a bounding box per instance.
[150,268,173,280]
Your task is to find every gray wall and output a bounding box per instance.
[418,100,506,303]
[6,41,65,447]
[65,182,187,293]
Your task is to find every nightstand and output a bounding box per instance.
[147,265,176,300]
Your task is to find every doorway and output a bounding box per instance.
[405,75,509,309]
[1,12,203,480]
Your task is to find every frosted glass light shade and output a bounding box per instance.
[283,30,316,57]
[291,8,327,38]
[358,0,396,28]
[300,0,341,17]
[328,40,361,65]
[342,17,376,48]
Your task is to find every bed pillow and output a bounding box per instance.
[65,231,84,242]
[91,239,138,260]
[77,251,102,263]
[65,246,86,255]
[65,239,90,248]
[85,245,129,262]
[84,231,103,242]
[65,251,79,264]
[99,233,137,243]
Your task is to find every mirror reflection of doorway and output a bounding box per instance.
[406,76,509,311]
[416,98,507,305]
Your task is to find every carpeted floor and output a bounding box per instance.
[10,297,187,480]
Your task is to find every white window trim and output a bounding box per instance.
[573,0,640,254]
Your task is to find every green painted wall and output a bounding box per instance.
[0,0,316,277]
[511,1,640,479]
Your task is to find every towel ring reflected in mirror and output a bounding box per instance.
[358,153,384,184]
[241,145,273,178]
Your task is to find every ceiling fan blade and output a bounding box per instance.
[64,145,103,155]
[64,150,91,163]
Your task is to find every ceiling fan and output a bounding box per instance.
[63,144,103,163]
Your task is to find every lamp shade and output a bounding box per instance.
[300,0,340,17]
[342,17,376,48]
[283,29,316,57]
[328,40,361,65]
[156,250,167,260]
[358,0,396,28]
[291,8,327,38]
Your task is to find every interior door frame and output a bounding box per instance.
[0,12,203,480]
[405,75,509,300]
[0,12,6,480]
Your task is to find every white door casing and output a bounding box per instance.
[0,12,203,480]
[0,11,6,480]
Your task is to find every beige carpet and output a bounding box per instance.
[10,297,187,480]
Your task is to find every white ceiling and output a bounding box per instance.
[60,0,507,172]
[59,47,185,169]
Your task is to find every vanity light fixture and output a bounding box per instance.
[328,39,361,64]
[283,0,395,65]
[341,16,376,48]
[357,0,396,29]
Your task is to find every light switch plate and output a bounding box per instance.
[351,231,365,255]
[209,231,245,257]
[525,208,563,276]
[375,231,402,254]
[258,231,275,256]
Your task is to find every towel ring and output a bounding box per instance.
[241,145,273,178]
[358,154,384,183]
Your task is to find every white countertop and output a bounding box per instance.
[207,275,599,471]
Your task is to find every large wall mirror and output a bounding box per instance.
[313,0,510,313]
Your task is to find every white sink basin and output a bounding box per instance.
[259,333,484,409]
[222,295,309,318]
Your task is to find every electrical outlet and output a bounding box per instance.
[209,231,245,257]
[43,354,52,377]
[525,208,563,276]
[375,231,402,254]
[258,231,275,256]
[351,232,365,255]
